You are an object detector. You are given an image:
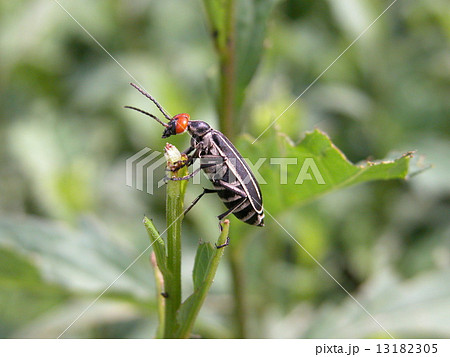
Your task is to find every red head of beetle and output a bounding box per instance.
[174,113,190,134]
[162,113,190,138]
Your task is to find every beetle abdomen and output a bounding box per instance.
[212,179,265,227]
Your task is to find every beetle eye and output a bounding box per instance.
[175,113,190,134]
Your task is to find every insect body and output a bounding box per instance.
[126,83,264,227]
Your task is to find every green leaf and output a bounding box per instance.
[202,0,227,50]
[143,216,167,276]
[176,291,198,335]
[236,0,278,99]
[192,242,216,291]
[238,129,413,213]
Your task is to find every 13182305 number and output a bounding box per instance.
[376,343,438,354]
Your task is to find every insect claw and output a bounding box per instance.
[215,220,230,248]
[169,159,188,172]
[168,176,189,181]
[215,236,230,249]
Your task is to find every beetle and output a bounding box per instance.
[125,82,264,228]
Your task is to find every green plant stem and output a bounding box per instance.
[204,0,248,338]
[163,164,186,338]
[175,220,230,338]
[227,242,247,338]
[217,1,249,338]
[218,0,237,140]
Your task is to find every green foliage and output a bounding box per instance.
[0,216,152,337]
[143,145,229,338]
[203,0,278,137]
[240,129,412,213]
[144,206,230,338]
[0,216,151,297]
[176,221,229,338]
[143,217,167,276]
[0,0,448,339]
[192,243,216,291]
[302,268,450,338]
[0,248,69,337]
[235,0,279,109]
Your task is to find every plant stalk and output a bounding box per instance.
[204,0,248,338]
[163,145,187,338]
[227,242,247,338]
[176,220,230,338]
[216,0,249,338]
[218,0,237,140]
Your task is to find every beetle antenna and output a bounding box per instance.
[124,106,169,127]
[129,83,172,121]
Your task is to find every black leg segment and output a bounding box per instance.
[217,197,247,221]
[183,188,218,216]
[215,235,230,249]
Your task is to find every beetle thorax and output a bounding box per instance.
[188,120,212,140]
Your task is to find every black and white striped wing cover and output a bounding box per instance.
[210,131,264,226]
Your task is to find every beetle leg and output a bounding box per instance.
[167,142,206,174]
[214,206,241,249]
[167,156,223,181]
[169,155,191,172]
[169,143,200,172]
[182,145,195,156]
[215,235,230,249]
[168,167,203,181]
[217,197,247,221]
[183,188,218,216]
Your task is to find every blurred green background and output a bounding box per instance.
[0,0,449,338]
